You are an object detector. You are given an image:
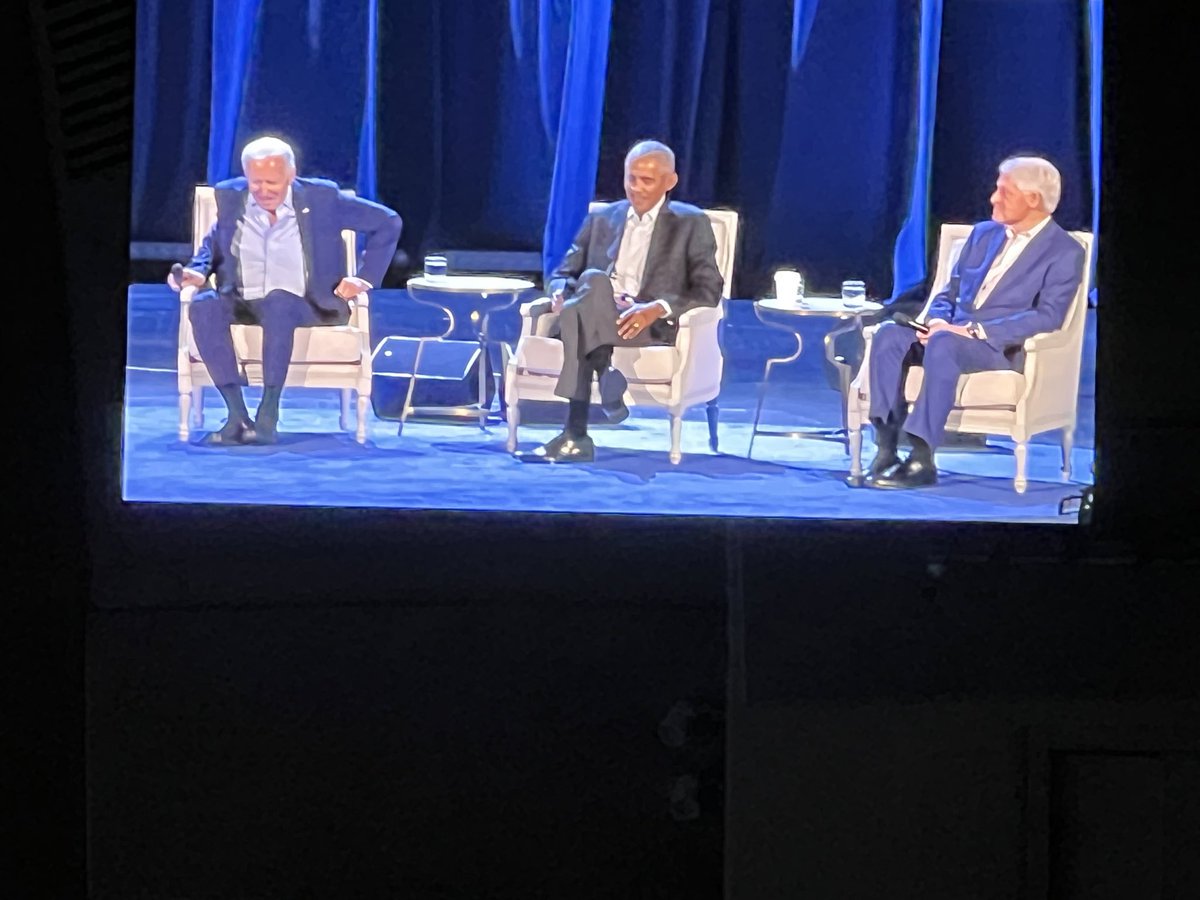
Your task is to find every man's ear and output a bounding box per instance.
[666,171,680,193]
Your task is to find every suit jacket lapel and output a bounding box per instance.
[639,202,674,297]
[984,219,1059,305]
[291,180,315,285]
[604,201,628,274]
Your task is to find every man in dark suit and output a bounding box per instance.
[515,140,723,463]
[168,136,402,444]
[862,155,1086,488]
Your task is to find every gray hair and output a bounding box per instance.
[241,136,296,170]
[999,156,1062,213]
[626,140,675,172]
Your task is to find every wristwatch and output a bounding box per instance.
[966,322,981,339]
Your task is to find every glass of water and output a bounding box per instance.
[424,254,448,280]
[841,279,867,306]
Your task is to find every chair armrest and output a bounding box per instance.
[677,306,721,329]
[352,290,370,309]
[1023,329,1070,353]
[520,297,559,338]
[519,297,554,317]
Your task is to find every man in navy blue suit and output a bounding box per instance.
[863,155,1086,489]
[168,136,402,444]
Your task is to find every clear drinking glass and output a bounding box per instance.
[424,254,448,280]
[841,279,867,306]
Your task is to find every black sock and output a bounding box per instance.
[906,433,933,465]
[566,399,589,438]
[872,417,899,457]
[216,384,250,424]
[586,345,613,376]
[257,385,283,427]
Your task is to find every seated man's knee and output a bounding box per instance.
[922,330,967,370]
[575,269,613,298]
[872,322,912,356]
[187,290,221,323]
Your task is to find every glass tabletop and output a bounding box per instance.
[756,295,883,315]
[408,274,535,293]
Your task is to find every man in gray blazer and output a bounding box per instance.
[516,140,724,463]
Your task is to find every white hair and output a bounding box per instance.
[241,136,296,170]
[626,140,675,172]
[999,156,1061,213]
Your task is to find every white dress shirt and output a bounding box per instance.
[611,195,672,317]
[233,186,308,300]
[969,214,1051,339]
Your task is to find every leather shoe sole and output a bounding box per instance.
[868,458,938,489]
[514,434,595,464]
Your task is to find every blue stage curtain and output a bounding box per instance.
[596,0,725,204]
[541,0,613,280]
[208,0,377,194]
[1088,0,1102,304]
[133,0,1097,302]
[355,0,379,200]
[132,0,213,241]
[889,0,942,300]
[207,0,261,184]
[930,0,1092,236]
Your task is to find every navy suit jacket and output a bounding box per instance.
[547,199,723,344]
[927,218,1086,366]
[188,176,403,316]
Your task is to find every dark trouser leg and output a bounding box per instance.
[553,269,655,401]
[253,289,335,388]
[904,331,1011,451]
[189,289,243,388]
[190,290,252,440]
[866,322,921,471]
[249,290,336,439]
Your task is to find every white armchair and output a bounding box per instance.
[176,186,374,443]
[504,205,739,464]
[847,223,1095,492]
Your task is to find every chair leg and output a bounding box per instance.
[397,338,427,438]
[178,392,191,441]
[847,423,864,485]
[669,413,683,465]
[191,387,205,428]
[705,399,719,453]
[1060,427,1074,481]
[356,393,369,444]
[506,401,520,453]
[1014,441,1028,494]
[340,388,352,431]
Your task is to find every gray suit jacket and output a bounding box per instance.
[547,199,723,344]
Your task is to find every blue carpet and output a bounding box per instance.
[122,286,1095,522]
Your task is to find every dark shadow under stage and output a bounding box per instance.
[122,285,1095,522]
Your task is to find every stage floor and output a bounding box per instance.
[122,286,1095,523]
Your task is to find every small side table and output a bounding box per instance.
[748,295,883,458]
[401,275,535,431]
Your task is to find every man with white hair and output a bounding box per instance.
[514,139,723,463]
[861,155,1086,488]
[168,136,402,444]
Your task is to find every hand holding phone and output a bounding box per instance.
[892,311,930,334]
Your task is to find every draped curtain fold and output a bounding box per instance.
[889,0,943,300]
[1088,0,1103,304]
[132,0,1099,301]
[540,0,613,280]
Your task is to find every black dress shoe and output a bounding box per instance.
[252,417,278,444]
[514,431,595,463]
[863,450,900,484]
[868,456,938,489]
[598,367,629,424]
[200,418,256,446]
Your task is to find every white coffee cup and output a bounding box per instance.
[773,269,803,303]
